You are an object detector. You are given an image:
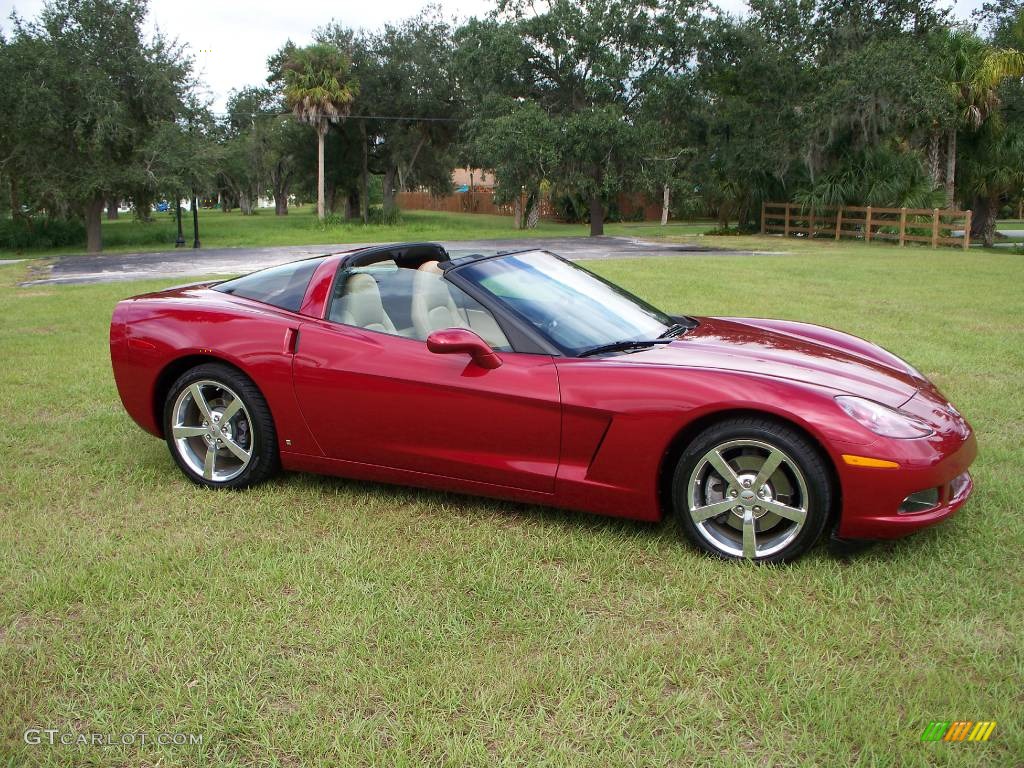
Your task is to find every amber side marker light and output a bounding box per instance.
[842,454,900,469]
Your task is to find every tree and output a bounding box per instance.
[458,0,704,236]
[794,144,943,211]
[685,0,978,226]
[979,0,1024,46]
[462,99,558,228]
[140,108,222,211]
[959,2,1024,244]
[0,28,49,219]
[1,0,192,252]
[959,122,1024,245]
[218,88,272,214]
[690,12,807,226]
[938,27,1024,205]
[635,74,702,225]
[217,86,305,216]
[316,15,462,223]
[282,43,358,221]
[264,118,306,215]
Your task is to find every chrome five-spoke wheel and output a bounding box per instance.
[164,363,278,489]
[171,380,254,482]
[673,418,832,563]
[687,439,809,559]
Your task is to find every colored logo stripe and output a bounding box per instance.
[921,721,949,741]
[945,721,972,741]
[921,721,996,742]
[969,722,997,741]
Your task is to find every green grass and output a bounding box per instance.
[1,239,1022,766]
[3,207,1023,261]
[0,207,714,259]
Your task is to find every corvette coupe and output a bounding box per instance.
[110,243,976,562]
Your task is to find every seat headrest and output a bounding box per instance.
[344,273,381,296]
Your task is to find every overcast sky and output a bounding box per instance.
[0,0,990,112]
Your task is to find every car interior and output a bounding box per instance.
[328,247,511,351]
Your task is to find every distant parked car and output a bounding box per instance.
[110,243,976,562]
[155,201,170,213]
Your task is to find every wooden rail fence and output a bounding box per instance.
[761,203,972,249]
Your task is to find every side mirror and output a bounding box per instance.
[426,328,503,369]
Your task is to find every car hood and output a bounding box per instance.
[617,316,922,407]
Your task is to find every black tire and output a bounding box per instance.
[163,363,279,489]
[671,416,833,563]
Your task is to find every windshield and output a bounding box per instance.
[454,250,677,355]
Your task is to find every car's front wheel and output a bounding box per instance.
[163,363,279,489]
[672,417,833,563]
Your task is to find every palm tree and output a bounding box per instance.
[940,30,1024,206]
[959,124,1024,246]
[282,44,358,220]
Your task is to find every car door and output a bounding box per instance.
[291,266,562,494]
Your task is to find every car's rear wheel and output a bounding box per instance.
[672,417,833,563]
[163,363,279,489]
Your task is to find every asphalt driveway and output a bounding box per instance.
[20,236,767,286]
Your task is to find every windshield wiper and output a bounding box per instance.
[577,339,674,358]
[658,322,692,339]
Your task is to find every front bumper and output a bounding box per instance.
[836,431,977,539]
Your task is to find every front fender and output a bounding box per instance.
[552,360,879,521]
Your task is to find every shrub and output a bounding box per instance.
[368,206,402,225]
[312,206,403,229]
[703,224,758,236]
[0,216,85,251]
[313,214,347,230]
[103,219,177,247]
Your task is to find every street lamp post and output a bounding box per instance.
[175,199,185,247]
[191,190,200,248]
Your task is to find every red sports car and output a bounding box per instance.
[110,243,976,562]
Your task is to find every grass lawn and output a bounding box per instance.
[0,207,714,260]
[3,207,1023,261]
[0,240,1021,766]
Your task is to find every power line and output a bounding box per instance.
[216,111,463,123]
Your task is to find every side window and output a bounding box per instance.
[329,262,411,336]
[214,257,325,312]
[329,262,511,350]
[413,268,511,350]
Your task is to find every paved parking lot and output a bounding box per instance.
[20,236,768,286]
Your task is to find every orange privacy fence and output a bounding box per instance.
[396,189,560,219]
[396,189,517,216]
[761,203,972,249]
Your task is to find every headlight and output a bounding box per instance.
[836,396,933,438]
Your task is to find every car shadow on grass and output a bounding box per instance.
[261,471,917,566]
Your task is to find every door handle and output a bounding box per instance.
[283,327,300,354]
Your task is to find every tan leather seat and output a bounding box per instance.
[411,261,469,339]
[336,273,398,334]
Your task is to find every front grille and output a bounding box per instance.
[899,488,940,514]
